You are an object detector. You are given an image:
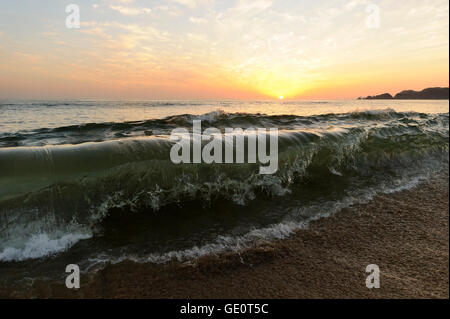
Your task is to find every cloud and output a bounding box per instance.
[4,0,447,99]
[233,0,272,14]
[154,5,182,17]
[110,5,151,16]
[168,0,197,9]
[167,0,213,9]
[13,52,43,64]
[189,17,208,24]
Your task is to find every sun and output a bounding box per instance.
[279,95,284,100]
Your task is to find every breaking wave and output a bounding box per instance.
[0,110,448,263]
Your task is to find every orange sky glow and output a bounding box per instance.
[0,0,448,100]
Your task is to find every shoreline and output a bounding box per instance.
[2,173,448,298]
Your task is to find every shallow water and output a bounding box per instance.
[0,99,448,284]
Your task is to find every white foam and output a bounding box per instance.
[99,171,434,266]
[351,107,396,115]
[0,232,91,262]
[194,109,225,122]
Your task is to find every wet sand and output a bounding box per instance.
[2,173,448,298]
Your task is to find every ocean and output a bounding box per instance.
[0,99,448,285]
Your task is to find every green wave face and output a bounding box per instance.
[0,110,448,269]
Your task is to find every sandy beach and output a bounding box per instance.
[3,172,447,299]
[1,0,449,303]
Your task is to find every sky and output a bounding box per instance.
[0,0,448,100]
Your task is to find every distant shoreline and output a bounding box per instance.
[359,87,449,100]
